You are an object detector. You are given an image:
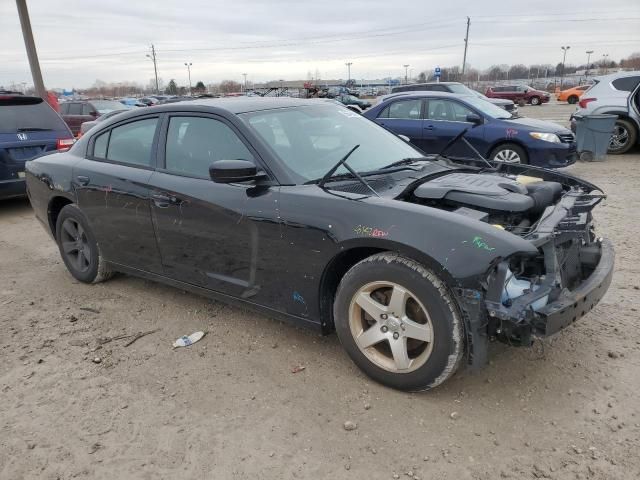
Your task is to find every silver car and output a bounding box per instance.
[571,71,640,154]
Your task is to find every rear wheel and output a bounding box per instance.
[567,95,579,105]
[530,96,541,106]
[55,204,113,283]
[334,253,464,391]
[490,143,528,164]
[608,119,637,154]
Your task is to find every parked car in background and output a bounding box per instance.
[119,97,147,107]
[78,109,129,137]
[571,71,640,154]
[60,99,128,136]
[485,85,550,105]
[139,97,160,106]
[556,84,591,104]
[24,97,613,391]
[336,94,371,110]
[390,82,517,113]
[364,91,575,167]
[1,93,74,200]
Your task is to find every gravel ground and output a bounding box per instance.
[1,101,639,480]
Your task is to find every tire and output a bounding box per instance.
[530,96,541,106]
[490,142,528,164]
[567,95,579,105]
[55,204,113,283]
[333,253,464,391]
[608,119,637,155]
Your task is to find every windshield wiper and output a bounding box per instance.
[316,145,381,197]
[380,157,431,170]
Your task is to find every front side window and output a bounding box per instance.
[106,118,158,167]
[68,103,82,115]
[165,116,254,178]
[379,99,423,120]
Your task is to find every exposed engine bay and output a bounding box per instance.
[411,172,565,235]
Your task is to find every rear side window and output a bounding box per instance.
[612,76,640,92]
[104,118,158,167]
[165,116,254,178]
[379,99,423,119]
[0,98,69,134]
[93,131,109,158]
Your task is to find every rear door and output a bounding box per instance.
[74,115,163,272]
[373,98,427,150]
[422,98,486,156]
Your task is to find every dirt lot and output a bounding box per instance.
[1,101,639,480]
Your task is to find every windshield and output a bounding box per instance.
[0,99,69,134]
[461,96,512,119]
[91,100,129,114]
[241,104,421,182]
[447,84,475,95]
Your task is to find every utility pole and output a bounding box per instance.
[146,45,159,94]
[345,62,353,83]
[462,16,470,77]
[602,54,609,74]
[585,50,594,81]
[403,64,410,84]
[560,45,570,89]
[184,62,192,95]
[15,0,46,99]
[242,73,248,92]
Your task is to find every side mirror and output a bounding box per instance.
[209,159,259,183]
[466,113,483,126]
[90,110,99,117]
[398,134,410,142]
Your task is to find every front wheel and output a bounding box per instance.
[490,143,528,164]
[334,253,464,391]
[530,96,541,106]
[567,95,579,105]
[55,204,113,283]
[608,119,637,154]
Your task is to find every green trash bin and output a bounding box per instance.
[574,114,618,162]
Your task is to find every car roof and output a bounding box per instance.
[592,70,640,81]
[381,91,475,101]
[134,97,331,115]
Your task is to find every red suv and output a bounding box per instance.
[60,99,129,136]
[485,85,550,106]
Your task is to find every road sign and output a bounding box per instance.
[434,67,441,78]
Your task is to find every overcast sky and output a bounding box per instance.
[2,0,639,89]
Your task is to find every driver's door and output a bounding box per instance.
[148,113,281,302]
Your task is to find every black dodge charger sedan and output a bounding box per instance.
[25,98,614,391]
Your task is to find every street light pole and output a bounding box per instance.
[146,44,159,94]
[15,0,46,99]
[560,45,570,89]
[184,62,192,95]
[585,50,594,81]
[403,64,410,84]
[242,73,248,92]
[345,62,353,83]
[602,54,609,74]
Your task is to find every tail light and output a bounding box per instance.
[578,97,596,109]
[56,138,75,150]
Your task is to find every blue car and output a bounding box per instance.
[1,93,74,200]
[364,92,576,168]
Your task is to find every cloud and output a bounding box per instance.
[2,0,639,88]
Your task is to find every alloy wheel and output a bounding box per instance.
[530,97,540,105]
[609,125,629,151]
[348,281,434,373]
[60,218,92,273]
[493,149,521,163]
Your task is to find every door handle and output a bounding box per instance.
[423,125,435,130]
[76,175,90,186]
[151,193,179,208]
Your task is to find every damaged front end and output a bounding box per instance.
[483,191,614,346]
[406,162,615,349]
